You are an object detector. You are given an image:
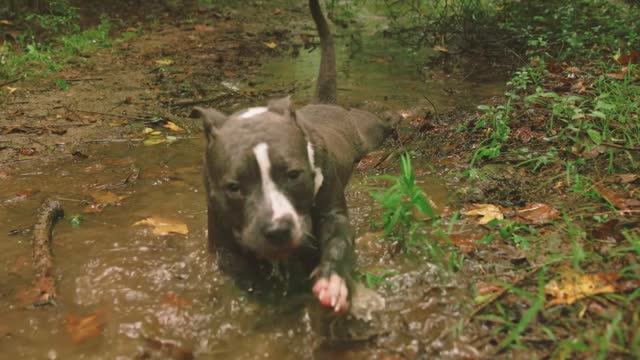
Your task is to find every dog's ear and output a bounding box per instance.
[268,96,295,117]
[190,107,227,143]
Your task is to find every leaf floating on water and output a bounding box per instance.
[143,137,166,146]
[133,217,189,236]
[69,214,87,227]
[163,121,184,132]
[66,309,106,344]
[90,191,128,206]
[545,269,618,306]
[462,204,504,225]
[162,292,192,309]
[263,41,278,49]
[516,203,560,224]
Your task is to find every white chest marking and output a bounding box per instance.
[306,142,324,196]
[239,107,268,119]
[253,143,302,229]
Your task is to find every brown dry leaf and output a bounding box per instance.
[368,57,389,64]
[545,269,617,306]
[272,8,283,15]
[606,66,628,80]
[475,281,503,296]
[133,217,189,236]
[10,255,30,274]
[6,86,18,94]
[616,173,639,184]
[357,150,387,170]
[516,203,560,224]
[66,309,106,343]
[263,41,278,49]
[596,185,639,210]
[90,191,128,206]
[449,233,482,253]
[0,171,8,179]
[194,24,215,32]
[462,204,504,224]
[162,292,192,309]
[162,121,184,132]
[433,44,449,53]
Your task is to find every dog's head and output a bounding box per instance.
[192,97,323,260]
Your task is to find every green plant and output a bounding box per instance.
[371,153,435,239]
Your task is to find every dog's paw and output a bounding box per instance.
[312,273,349,314]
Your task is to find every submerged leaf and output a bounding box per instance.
[133,217,189,236]
[66,309,106,343]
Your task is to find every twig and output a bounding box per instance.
[0,78,20,87]
[169,94,231,108]
[68,108,150,121]
[82,138,145,143]
[31,198,64,306]
[468,265,543,320]
[63,77,103,82]
[602,142,640,151]
[422,95,440,122]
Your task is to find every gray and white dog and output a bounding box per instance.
[192,0,392,313]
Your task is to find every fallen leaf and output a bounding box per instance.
[10,255,30,274]
[133,217,189,236]
[357,150,387,170]
[162,292,192,308]
[272,8,283,15]
[263,41,278,49]
[143,137,166,146]
[606,66,628,80]
[596,185,640,210]
[162,121,184,132]
[143,337,194,360]
[462,204,504,224]
[449,232,484,253]
[368,57,389,64]
[66,309,106,343]
[545,269,617,306]
[0,171,8,179]
[616,173,639,184]
[6,86,18,94]
[90,191,128,206]
[433,44,449,53]
[475,281,503,296]
[154,58,174,66]
[614,50,639,65]
[194,24,215,32]
[20,148,36,156]
[0,19,13,25]
[516,203,560,224]
[590,219,623,242]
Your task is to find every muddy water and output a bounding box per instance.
[252,13,504,109]
[0,137,478,359]
[0,13,503,358]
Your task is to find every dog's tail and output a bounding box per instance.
[310,0,337,104]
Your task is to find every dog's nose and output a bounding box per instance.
[263,217,293,245]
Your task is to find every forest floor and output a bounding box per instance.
[1,1,639,359]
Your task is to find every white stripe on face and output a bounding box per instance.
[239,107,268,119]
[306,142,324,196]
[253,142,302,233]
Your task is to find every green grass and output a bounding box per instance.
[0,17,113,80]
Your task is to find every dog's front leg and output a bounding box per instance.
[311,198,354,314]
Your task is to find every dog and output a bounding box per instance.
[192,0,393,313]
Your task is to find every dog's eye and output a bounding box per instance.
[224,182,241,193]
[287,169,303,181]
